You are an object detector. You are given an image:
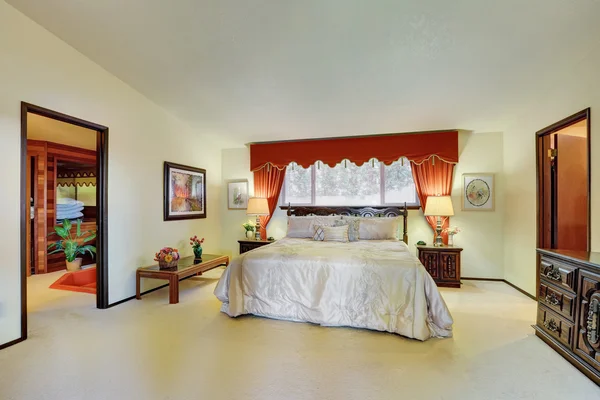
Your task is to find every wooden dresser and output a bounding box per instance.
[534,249,600,385]
[416,245,462,288]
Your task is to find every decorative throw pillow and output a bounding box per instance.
[323,225,349,242]
[313,225,325,241]
[358,217,399,240]
[333,219,360,242]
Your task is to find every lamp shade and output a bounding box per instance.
[424,195,454,216]
[246,197,269,215]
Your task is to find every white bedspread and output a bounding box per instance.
[214,238,453,341]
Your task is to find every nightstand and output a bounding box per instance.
[416,245,463,288]
[238,239,273,254]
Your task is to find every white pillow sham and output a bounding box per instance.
[287,215,342,238]
[357,217,400,240]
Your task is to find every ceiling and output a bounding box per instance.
[8,0,600,144]
[27,113,97,150]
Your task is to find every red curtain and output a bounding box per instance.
[253,166,287,239]
[250,131,458,171]
[411,159,455,245]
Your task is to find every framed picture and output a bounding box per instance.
[227,179,249,210]
[164,161,206,220]
[462,173,494,211]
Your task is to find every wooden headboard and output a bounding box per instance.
[285,203,409,244]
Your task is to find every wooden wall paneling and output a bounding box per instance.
[556,134,588,251]
[35,145,47,274]
[25,156,31,277]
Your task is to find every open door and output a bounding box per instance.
[537,109,590,252]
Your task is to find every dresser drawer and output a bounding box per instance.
[539,257,577,293]
[538,282,576,321]
[537,305,575,349]
[419,251,439,279]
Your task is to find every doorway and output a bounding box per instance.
[20,102,109,342]
[536,108,590,252]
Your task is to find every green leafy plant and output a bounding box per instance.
[48,219,97,262]
[242,220,255,232]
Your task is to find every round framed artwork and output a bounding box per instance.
[462,174,494,211]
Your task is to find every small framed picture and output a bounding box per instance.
[227,179,249,210]
[462,173,494,211]
[164,162,206,221]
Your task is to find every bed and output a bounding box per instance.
[214,206,453,341]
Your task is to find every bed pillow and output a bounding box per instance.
[313,225,325,241]
[287,217,315,238]
[322,225,349,242]
[287,216,342,238]
[333,219,360,242]
[358,217,399,240]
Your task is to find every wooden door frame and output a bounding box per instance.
[535,108,591,295]
[19,102,110,344]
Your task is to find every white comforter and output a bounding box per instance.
[214,238,453,341]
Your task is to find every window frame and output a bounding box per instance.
[280,160,421,209]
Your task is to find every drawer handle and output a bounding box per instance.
[544,267,561,281]
[543,319,560,333]
[587,296,599,344]
[545,293,561,306]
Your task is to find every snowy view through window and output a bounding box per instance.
[283,158,418,206]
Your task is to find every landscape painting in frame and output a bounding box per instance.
[164,162,206,220]
[462,173,494,211]
[227,179,249,210]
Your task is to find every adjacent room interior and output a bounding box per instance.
[24,110,104,320]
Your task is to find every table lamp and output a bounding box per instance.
[246,197,269,240]
[423,195,454,247]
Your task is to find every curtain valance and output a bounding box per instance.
[250,131,458,171]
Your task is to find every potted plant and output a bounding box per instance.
[48,219,97,271]
[154,247,180,269]
[190,236,204,260]
[242,220,255,239]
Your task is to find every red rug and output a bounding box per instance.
[49,267,96,294]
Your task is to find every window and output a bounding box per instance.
[282,158,419,207]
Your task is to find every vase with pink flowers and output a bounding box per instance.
[443,227,461,246]
[190,236,205,261]
[155,247,180,269]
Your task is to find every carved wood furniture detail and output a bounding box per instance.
[535,249,600,385]
[416,245,462,288]
[238,240,273,254]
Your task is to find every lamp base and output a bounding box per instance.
[434,216,444,247]
[255,216,262,241]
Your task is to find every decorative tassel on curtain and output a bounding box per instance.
[253,165,287,239]
[411,158,455,245]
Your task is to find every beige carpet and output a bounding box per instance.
[0,269,598,400]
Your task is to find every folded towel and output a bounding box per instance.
[57,198,80,205]
[56,211,84,220]
[56,205,84,214]
[57,202,84,209]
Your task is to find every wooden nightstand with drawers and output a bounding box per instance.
[238,239,273,254]
[416,245,463,288]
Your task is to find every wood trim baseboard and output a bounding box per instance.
[502,279,536,300]
[107,273,206,308]
[461,277,536,300]
[0,337,25,351]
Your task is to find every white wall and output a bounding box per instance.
[503,41,600,296]
[0,1,224,346]
[220,131,505,278]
